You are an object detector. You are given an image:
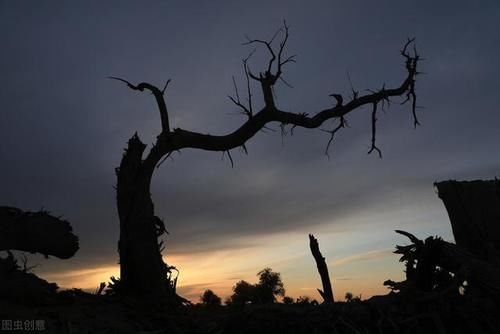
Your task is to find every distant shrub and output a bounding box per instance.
[200,289,221,307]
[282,296,294,305]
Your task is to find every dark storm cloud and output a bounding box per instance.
[1,1,500,270]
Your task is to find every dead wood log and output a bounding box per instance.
[0,206,79,259]
[309,234,334,303]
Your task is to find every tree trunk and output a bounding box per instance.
[115,133,169,300]
[309,234,334,303]
[435,180,500,260]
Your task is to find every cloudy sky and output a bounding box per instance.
[1,1,500,302]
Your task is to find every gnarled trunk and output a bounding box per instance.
[115,133,169,300]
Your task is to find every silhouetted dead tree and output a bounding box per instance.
[109,22,420,301]
[309,234,334,303]
[0,206,79,259]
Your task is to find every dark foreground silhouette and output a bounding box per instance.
[1,179,500,333]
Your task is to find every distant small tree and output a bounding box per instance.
[296,296,318,305]
[227,267,286,305]
[256,267,285,303]
[282,296,294,305]
[228,280,258,305]
[296,296,311,305]
[345,292,361,302]
[200,289,221,307]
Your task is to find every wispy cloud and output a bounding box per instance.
[330,249,394,267]
[42,265,119,290]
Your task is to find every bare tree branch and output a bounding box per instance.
[367,102,382,158]
[240,144,248,155]
[228,75,251,117]
[156,150,174,169]
[275,21,297,81]
[322,115,346,159]
[128,32,419,171]
[278,76,294,88]
[243,37,276,75]
[229,51,257,119]
[400,38,420,128]
[227,150,234,168]
[243,24,282,75]
[109,76,171,133]
[329,94,344,107]
[242,22,296,108]
[154,50,418,154]
[346,70,359,99]
[243,55,254,115]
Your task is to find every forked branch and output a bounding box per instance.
[228,52,255,119]
[368,103,382,158]
[243,21,296,108]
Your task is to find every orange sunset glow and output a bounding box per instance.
[40,226,420,303]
